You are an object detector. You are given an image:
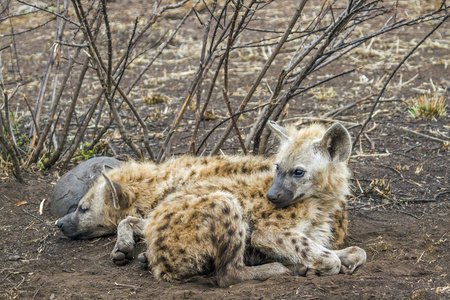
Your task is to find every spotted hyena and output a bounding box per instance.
[57,122,366,287]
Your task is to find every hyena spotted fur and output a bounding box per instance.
[57,122,366,287]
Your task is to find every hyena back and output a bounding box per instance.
[57,155,273,239]
[108,122,366,286]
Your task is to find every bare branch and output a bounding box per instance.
[210,0,309,155]
[352,13,450,150]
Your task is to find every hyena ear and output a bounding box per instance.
[102,173,128,210]
[320,123,352,163]
[268,121,293,144]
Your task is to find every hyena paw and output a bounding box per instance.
[292,264,308,276]
[111,243,134,266]
[338,246,367,274]
[314,252,341,276]
[137,252,148,268]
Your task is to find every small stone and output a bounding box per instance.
[8,255,22,261]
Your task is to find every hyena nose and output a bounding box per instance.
[56,219,65,230]
[266,191,279,202]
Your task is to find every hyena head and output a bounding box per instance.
[266,121,351,208]
[57,172,129,239]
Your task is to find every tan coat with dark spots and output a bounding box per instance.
[57,122,366,287]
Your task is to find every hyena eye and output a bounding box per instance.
[293,169,305,177]
[78,207,89,213]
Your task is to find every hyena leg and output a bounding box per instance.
[111,216,148,266]
[144,192,290,287]
[332,246,366,274]
[251,228,341,276]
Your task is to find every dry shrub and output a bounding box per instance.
[408,90,447,119]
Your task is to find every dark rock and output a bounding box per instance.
[51,157,122,218]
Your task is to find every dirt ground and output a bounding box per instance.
[1,0,449,299]
[0,164,449,299]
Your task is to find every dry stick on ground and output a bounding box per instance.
[271,0,370,111]
[48,0,70,151]
[0,83,25,157]
[29,50,90,165]
[247,0,356,150]
[110,18,156,161]
[101,0,112,108]
[400,127,449,144]
[57,17,106,167]
[250,1,342,139]
[159,0,229,161]
[30,44,56,147]
[98,4,155,160]
[100,0,154,159]
[352,12,450,150]
[223,89,247,155]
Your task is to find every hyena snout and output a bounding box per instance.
[57,214,76,237]
[266,181,295,208]
[57,213,90,239]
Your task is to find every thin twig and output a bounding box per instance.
[212,0,309,155]
[16,0,80,26]
[434,191,449,200]
[400,127,448,144]
[223,89,247,155]
[22,208,52,226]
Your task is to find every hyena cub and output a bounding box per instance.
[109,122,366,287]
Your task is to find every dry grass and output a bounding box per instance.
[408,90,447,119]
[367,178,392,200]
[406,0,446,14]
[311,86,337,101]
[142,93,169,105]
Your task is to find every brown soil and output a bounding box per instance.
[1,169,449,299]
[1,0,449,299]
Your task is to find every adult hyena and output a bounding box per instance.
[107,122,366,287]
[57,155,273,239]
